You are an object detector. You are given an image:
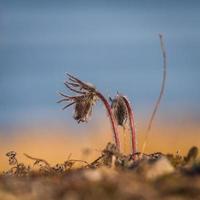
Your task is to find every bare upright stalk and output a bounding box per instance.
[122,96,137,155]
[142,34,167,153]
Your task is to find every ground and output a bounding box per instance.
[0,144,200,200]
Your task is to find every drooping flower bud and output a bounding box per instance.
[73,93,97,123]
[110,95,128,128]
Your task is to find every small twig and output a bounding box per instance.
[87,155,104,167]
[68,159,89,165]
[142,33,167,153]
[24,153,51,168]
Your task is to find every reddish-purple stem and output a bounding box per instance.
[96,91,120,150]
[122,96,137,156]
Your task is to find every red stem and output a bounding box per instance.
[122,96,137,155]
[96,91,120,150]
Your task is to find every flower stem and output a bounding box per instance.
[122,96,137,155]
[96,91,120,150]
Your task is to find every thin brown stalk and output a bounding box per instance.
[142,34,167,153]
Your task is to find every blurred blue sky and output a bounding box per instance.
[0,0,200,127]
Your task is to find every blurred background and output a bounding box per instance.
[0,0,200,170]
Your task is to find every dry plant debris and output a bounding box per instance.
[1,145,200,200]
